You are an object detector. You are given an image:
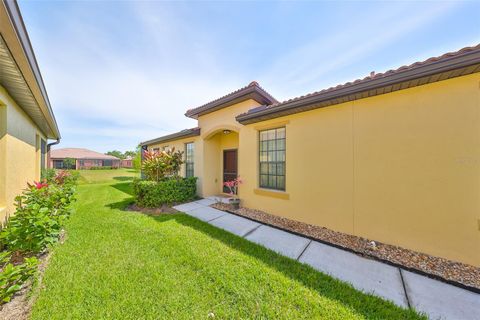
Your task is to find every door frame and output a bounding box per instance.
[223,149,238,193]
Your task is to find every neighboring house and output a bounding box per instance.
[49,148,120,169]
[120,156,133,168]
[141,45,480,267]
[0,1,60,221]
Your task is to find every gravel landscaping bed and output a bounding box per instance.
[211,202,480,291]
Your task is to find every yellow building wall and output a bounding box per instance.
[144,75,480,265]
[0,86,46,222]
[238,73,480,266]
[197,99,259,196]
[0,102,6,220]
[197,99,261,135]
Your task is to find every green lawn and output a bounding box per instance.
[30,171,424,319]
[76,168,139,184]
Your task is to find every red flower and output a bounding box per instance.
[33,181,48,189]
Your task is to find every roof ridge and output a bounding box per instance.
[139,127,201,146]
[184,81,278,118]
[248,44,480,112]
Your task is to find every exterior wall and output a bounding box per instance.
[238,73,480,266]
[50,158,121,169]
[121,160,133,168]
[197,99,260,196]
[0,86,47,222]
[77,159,120,169]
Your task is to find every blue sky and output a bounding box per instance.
[19,1,480,153]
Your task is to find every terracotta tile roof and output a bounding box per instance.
[50,148,120,160]
[139,127,201,146]
[185,81,278,119]
[237,44,480,124]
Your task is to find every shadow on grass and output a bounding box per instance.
[110,182,134,196]
[153,214,423,319]
[107,182,135,209]
[106,183,424,320]
[113,176,135,181]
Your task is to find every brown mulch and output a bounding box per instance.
[211,202,480,290]
[126,203,179,216]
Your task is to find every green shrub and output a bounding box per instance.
[0,170,77,305]
[63,158,76,169]
[41,168,56,181]
[0,252,38,303]
[142,148,184,182]
[0,171,78,253]
[87,166,117,170]
[133,177,197,207]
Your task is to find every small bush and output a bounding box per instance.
[133,177,197,207]
[41,168,56,181]
[0,252,38,303]
[142,148,184,182]
[85,166,118,170]
[0,170,78,304]
[0,171,77,253]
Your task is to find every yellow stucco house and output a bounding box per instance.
[0,1,60,221]
[141,44,480,267]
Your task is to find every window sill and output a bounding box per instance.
[254,188,289,200]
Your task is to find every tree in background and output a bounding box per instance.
[63,158,76,169]
[133,147,142,171]
[105,150,125,159]
[124,150,136,159]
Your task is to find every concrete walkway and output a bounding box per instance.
[174,198,480,320]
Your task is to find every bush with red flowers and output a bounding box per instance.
[0,170,78,303]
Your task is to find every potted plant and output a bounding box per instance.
[223,177,243,210]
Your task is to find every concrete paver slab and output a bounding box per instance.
[299,241,408,307]
[194,198,217,206]
[206,196,231,204]
[174,201,480,320]
[173,202,205,212]
[402,270,480,320]
[209,213,261,237]
[185,206,226,222]
[245,225,310,259]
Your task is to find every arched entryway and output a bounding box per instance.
[201,126,240,196]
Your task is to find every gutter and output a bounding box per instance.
[47,138,60,152]
[139,127,201,147]
[2,0,61,139]
[236,48,480,124]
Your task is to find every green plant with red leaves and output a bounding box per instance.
[0,170,78,254]
[142,148,184,182]
[0,170,78,305]
[223,177,243,199]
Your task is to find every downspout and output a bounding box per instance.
[141,144,147,179]
[46,138,60,169]
[47,138,60,152]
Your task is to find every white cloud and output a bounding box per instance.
[21,0,473,153]
[26,1,245,151]
[261,1,462,100]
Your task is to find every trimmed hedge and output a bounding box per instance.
[133,177,197,207]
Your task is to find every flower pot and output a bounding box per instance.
[229,198,240,210]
